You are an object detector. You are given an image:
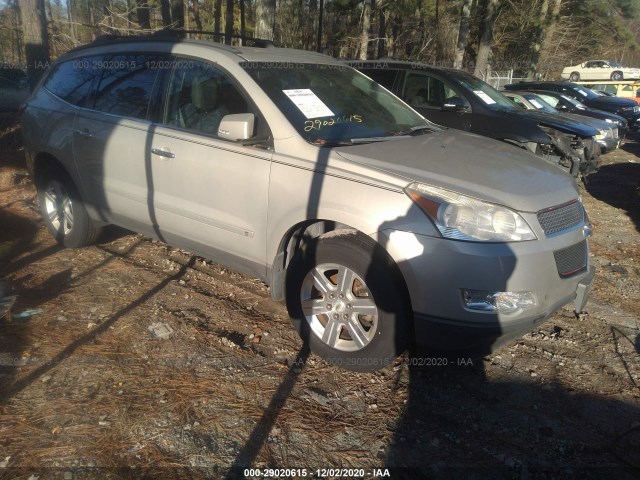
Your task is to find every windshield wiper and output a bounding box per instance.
[388,124,442,136]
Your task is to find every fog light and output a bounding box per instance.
[462,290,537,314]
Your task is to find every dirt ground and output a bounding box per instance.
[0,113,639,480]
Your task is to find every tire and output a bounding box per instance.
[285,231,410,372]
[36,167,102,248]
[611,71,623,81]
[569,72,580,82]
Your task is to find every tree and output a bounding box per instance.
[18,0,50,89]
[171,0,185,28]
[527,0,549,78]
[359,0,372,59]
[214,0,222,40]
[453,0,473,69]
[225,0,234,44]
[136,0,151,29]
[160,0,172,27]
[474,0,500,78]
[255,0,275,40]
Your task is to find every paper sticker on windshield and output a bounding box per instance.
[529,99,543,109]
[283,89,335,119]
[473,90,496,105]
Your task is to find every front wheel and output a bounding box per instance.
[569,72,580,82]
[36,168,102,248]
[286,231,410,371]
[611,71,623,81]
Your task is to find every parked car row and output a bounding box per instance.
[350,61,608,179]
[20,35,595,370]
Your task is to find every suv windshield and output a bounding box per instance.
[453,72,517,110]
[242,63,429,144]
[568,84,599,101]
[522,93,558,113]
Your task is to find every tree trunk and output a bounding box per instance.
[225,0,234,44]
[539,0,562,78]
[19,0,50,90]
[527,0,549,78]
[377,1,386,58]
[316,0,324,52]
[255,0,276,41]
[160,0,172,27]
[473,0,500,78]
[137,0,151,29]
[453,0,472,69]
[214,0,222,41]
[240,0,245,43]
[192,0,203,31]
[66,0,77,46]
[171,0,185,28]
[358,0,371,60]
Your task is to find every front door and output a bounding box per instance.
[147,59,272,276]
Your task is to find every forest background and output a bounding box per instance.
[2,0,640,87]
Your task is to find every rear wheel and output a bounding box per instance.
[611,71,623,81]
[36,168,102,248]
[569,72,580,82]
[286,231,410,371]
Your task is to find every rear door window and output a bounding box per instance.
[92,54,166,120]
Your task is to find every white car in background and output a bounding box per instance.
[562,60,640,82]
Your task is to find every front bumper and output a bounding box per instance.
[379,226,594,355]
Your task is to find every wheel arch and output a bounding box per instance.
[32,152,70,189]
[269,219,412,318]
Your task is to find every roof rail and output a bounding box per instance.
[89,30,275,48]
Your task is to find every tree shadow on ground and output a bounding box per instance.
[586,141,640,234]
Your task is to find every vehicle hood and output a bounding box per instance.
[510,109,598,137]
[568,107,627,125]
[334,129,577,212]
[561,112,610,130]
[584,96,637,110]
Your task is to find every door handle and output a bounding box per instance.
[75,128,92,138]
[151,148,175,159]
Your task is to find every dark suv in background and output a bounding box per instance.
[504,81,640,132]
[349,60,600,179]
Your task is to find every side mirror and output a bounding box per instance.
[218,113,255,141]
[442,97,468,112]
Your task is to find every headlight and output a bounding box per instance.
[405,183,537,242]
[595,129,607,140]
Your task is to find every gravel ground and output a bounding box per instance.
[0,114,639,480]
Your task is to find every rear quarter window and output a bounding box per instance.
[44,57,103,107]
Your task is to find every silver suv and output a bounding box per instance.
[21,36,594,371]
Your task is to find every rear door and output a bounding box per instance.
[146,58,272,277]
[72,53,168,235]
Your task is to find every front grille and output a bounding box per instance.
[554,240,587,278]
[537,200,584,237]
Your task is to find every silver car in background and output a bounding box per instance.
[21,36,594,370]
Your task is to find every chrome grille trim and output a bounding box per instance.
[554,240,588,278]
[537,200,585,237]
